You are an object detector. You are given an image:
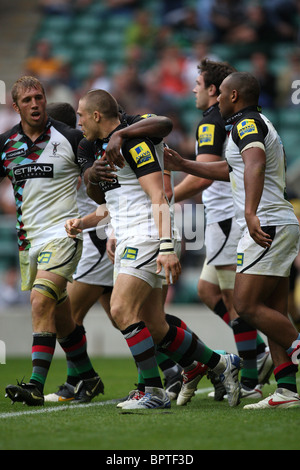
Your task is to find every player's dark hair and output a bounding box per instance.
[47,102,77,128]
[198,59,236,95]
[83,89,119,119]
[227,71,260,105]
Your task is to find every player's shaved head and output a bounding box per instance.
[224,72,260,105]
[81,89,119,119]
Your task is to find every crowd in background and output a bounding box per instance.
[1,0,300,307]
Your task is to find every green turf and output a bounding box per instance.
[0,357,299,450]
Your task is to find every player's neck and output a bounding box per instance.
[99,118,121,140]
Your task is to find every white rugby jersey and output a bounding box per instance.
[0,118,84,249]
[225,106,298,230]
[76,177,110,240]
[196,103,235,224]
[81,126,165,241]
[105,138,165,241]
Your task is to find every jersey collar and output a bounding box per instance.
[18,117,52,142]
[202,102,219,117]
[225,105,262,125]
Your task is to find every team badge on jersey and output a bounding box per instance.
[130,142,154,167]
[237,119,258,139]
[198,124,215,146]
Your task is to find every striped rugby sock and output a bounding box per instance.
[122,321,163,389]
[30,332,56,392]
[58,325,97,382]
[158,324,220,370]
[274,361,298,393]
[231,317,258,388]
[214,299,230,325]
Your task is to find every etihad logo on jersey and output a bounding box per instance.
[237,119,258,139]
[13,163,54,182]
[198,124,215,146]
[130,142,154,167]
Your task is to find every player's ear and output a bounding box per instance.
[93,110,101,123]
[12,101,20,114]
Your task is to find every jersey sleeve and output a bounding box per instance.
[122,138,162,178]
[77,138,96,174]
[232,117,268,153]
[196,120,226,157]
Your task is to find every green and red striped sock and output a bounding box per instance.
[30,332,56,392]
[122,321,163,389]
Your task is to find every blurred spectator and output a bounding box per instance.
[164,7,202,48]
[276,48,300,107]
[149,43,189,100]
[125,9,157,49]
[124,9,158,70]
[184,39,220,89]
[210,1,274,44]
[81,60,112,93]
[250,51,277,109]
[209,0,249,42]
[43,62,78,107]
[110,64,145,114]
[263,0,299,42]
[23,38,64,84]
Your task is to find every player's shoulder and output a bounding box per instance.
[0,123,20,147]
[50,118,82,139]
[50,118,83,155]
[232,109,268,143]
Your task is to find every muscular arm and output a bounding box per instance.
[138,171,181,284]
[105,116,173,167]
[85,173,106,205]
[164,147,230,182]
[174,153,221,203]
[139,171,172,239]
[242,146,272,248]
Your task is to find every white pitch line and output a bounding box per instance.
[1,379,299,419]
[0,399,117,419]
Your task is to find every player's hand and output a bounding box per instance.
[88,156,117,183]
[246,214,272,248]
[105,131,125,168]
[164,147,184,172]
[65,218,83,238]
[106,236,116,264]
[156,253,181,285]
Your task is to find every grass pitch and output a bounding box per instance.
[0,357,299,451]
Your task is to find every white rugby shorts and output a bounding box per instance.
[73,230,113,287]
[236,224,300,277]
[19,237,82,291]
[114,237,180,289]
[205,217,240,266]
